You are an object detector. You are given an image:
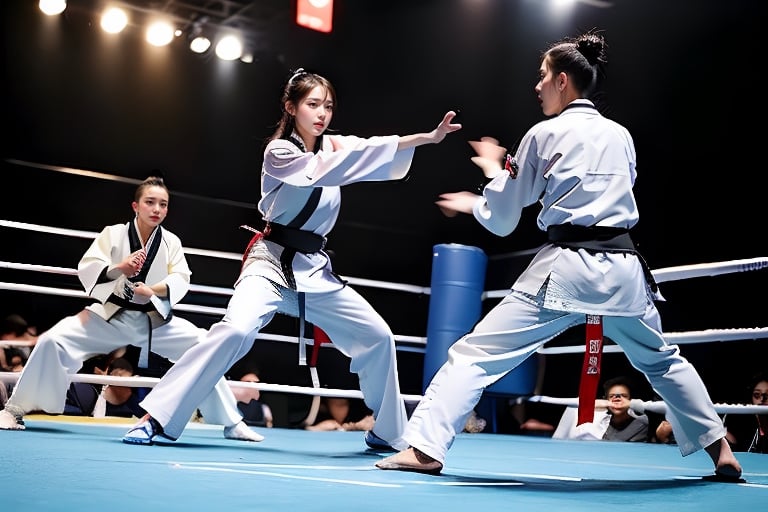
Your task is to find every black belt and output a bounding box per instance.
[547,224,634,251]
[547,224,658,292]
[264,223,326,254]
[107,294,155,312]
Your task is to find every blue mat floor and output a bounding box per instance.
[2,416,767,511]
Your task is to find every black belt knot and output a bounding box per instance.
[108,294,155,312]
[264,223,326,254]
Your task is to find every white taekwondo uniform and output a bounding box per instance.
[402,100,726,463]
[5,220,243,428]
[139,134,414,447]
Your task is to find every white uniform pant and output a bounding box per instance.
[404,292,725,464]
[140,276,408,447]
[7,309,241,428]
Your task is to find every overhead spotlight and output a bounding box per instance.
[39,0,66,16]
[240,51,254,64]
[190,36,211,54]
[215,34,243,61]
[146,20,175,47]
[100,7,128,34]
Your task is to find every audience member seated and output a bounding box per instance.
[229,369,273,429]
[644,393,676,444]
[724,370,768,453]
[5,349,26,372]
[1,313,38,370]
[65,352,144,418]
[64,345,172,418]
[306,397,374,432]
[552,376,649,442]
[653,418,676,445]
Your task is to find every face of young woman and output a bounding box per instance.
[535,58,561,117]
[132,185,169,229]
[752,380,768,405]
[291,85,334,146]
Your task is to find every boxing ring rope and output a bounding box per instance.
[1,370,767,417]
[2,219,767,416]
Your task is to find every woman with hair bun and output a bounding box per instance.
[376,31,742,482]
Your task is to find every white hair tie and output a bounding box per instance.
[288,68,306,84]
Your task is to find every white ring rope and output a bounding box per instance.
[3,277,766,354]
[1,369,765,417]
[0,220,430,295]
[0,371,423,402]
[2,219,767,417]
[524,395,768,416]
[3,258,768,353]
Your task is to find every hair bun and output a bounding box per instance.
[576,31,607,66]
[147,168,165,180]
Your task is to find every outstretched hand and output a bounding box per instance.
[468,137,506,178]
[432,111,463,143]
[435,191,480,217]
[469,137,506,160]
[396,111,462,150]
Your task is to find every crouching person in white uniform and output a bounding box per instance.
[0,175,262,443]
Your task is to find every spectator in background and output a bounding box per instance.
[65,349,143,418]
[1,314,38,370]
[5,350,26,372]
[645,392,676,445]
[724,371,768,453]
[230,369,273,429]
[552,376,648,442]
[65,354,116,417]
[306,397,374,432]
[653,417,676,445]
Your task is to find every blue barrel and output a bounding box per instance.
[423,243,538,397]
[423,244,487,392]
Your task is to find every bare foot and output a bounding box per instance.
[704,437,742,478]
[375,447,443,475]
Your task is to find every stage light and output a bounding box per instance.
[39,0,66,16]
[215,34,243,61]
[100,7,128,34]
[190,36,211,53]
[296,0,333,33]
[145,20,175,47]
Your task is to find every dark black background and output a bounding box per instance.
[2,1,766,423]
